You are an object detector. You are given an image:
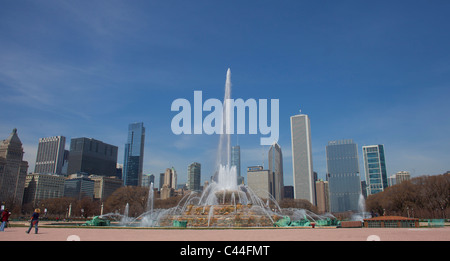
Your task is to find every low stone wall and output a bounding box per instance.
[340,221,362,228]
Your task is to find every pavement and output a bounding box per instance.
[0,224,449,241]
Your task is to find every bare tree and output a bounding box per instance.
[366,173,450,218]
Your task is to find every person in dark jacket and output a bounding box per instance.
[26,208,40,234]
[0,209,11,231]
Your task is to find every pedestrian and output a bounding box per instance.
[0,209,11,231]
[26,208,40,234]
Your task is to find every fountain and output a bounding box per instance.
[155,68,280,227]
[97,68,339,228]
[351,193,371,221]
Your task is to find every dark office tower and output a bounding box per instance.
[268,142,284,202]
[67,138,118,176]
[123,122,145,186]
[326,139,361,212]
[34,136,66,174]
[159,173,165,190]
[231,145,243,184]
[187,162,201,192]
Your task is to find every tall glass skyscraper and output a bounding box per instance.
[326,139,361,212]
[269,142,284,202]
[123,122,145,186]
[362,145,388,195]
[290,113,315,205]
[231,145,243,185]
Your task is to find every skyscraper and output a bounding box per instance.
[123,122,145,186]
[64,173,95,200]
[315,179,330,213]
[141,174,155,187]
[247,165,272,199]
[326,139,361,212]
[231,145,243,184]
[268,142,284,201]
[187,162,201,192]
[23,173,65,205]
[34,136,66,175]
[395,171,410,184]
[290,113,315,205]
[159,173,165,190]
[67,137,118,176]
[161,168,177,200]
[0,129,29,206]
[362,145,388,195]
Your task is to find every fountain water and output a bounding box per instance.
[98,68,339,228]
[351,193,370,221]
[147,182,154,214]
[216,68,233,175]
[119,203,132,226]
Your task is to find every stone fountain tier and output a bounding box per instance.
[158,203,280,227]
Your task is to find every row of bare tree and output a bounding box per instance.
[365,173,450,219]
[18,173,448,220]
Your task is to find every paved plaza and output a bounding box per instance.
[0,224,448,241]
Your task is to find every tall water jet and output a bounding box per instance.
[358,193,366,214]
[216,69,233,167]
[124,203,129,217]
[120,203,130,226]
[351,193,369,221]
[147,182,154,213]
[215,68,238,191]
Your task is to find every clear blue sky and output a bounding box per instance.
[1,1,449,186]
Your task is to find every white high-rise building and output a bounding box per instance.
[247,166,271,200]
[290,114,315,205]
[34,136,66,175]
[164,167,177,190]
[389,171,411,187]
[395,171,410,184]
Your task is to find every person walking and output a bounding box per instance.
[26,208,40,234]
[0,209,11,231]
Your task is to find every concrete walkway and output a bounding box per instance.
[0,225,448,241]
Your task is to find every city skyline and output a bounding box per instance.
[1,1,450,186]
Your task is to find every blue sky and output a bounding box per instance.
[1,1,449,186]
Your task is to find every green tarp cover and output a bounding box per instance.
[173,220,188,227]
[84,216,110,226]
